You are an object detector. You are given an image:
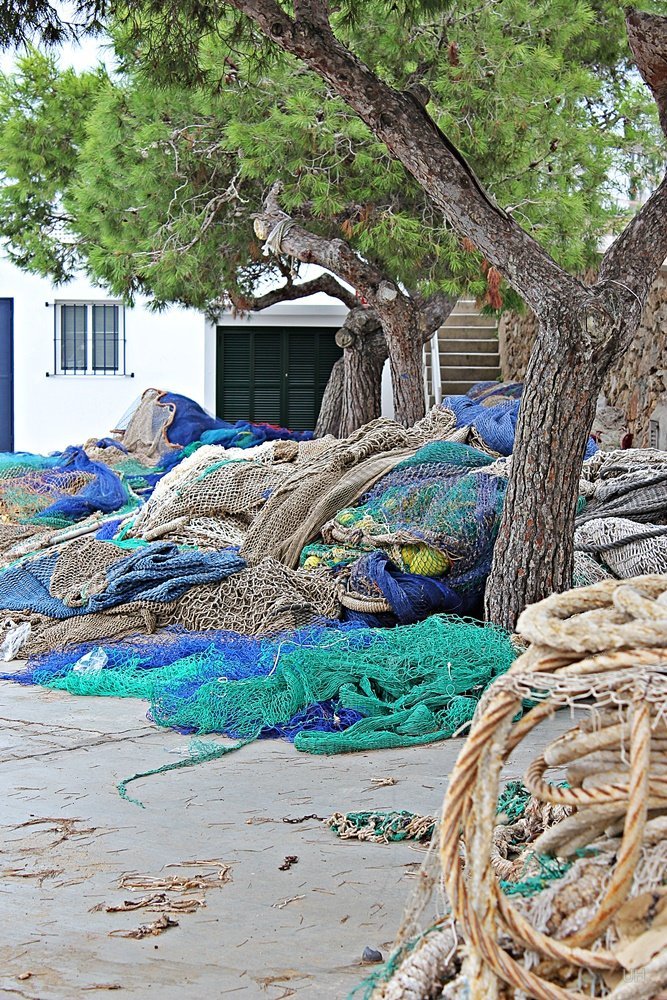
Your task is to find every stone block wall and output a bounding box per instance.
[497,267,667,446]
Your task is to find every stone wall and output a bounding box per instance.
[497,267,667,446]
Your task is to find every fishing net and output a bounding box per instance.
[128,444,293,547]
[317,461,506,617]
[443,382,598,459]
[0,539,245,621]
[115,387,314,465]
[240,418,430,567]
[6,614,517,760]
[572,550,616,587]
[0,389,314,544]
[576,516,667,578]
[5,556,341,657]
[577,466,667,525]
[0,445,135,528]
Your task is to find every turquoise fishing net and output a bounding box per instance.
[14,615,516,755]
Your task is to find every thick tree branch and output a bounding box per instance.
[254,181,409,313]
[414,290,457,338]
[626,8,667,137]
[229,272,358,311]
[292,0,330,30]
[598,175,667,316]
[596,10,667,328]
[228,0,577,313]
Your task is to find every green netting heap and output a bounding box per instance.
[23,615,517,803]
[148,615,516,753]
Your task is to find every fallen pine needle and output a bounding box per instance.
[272,895,305,910]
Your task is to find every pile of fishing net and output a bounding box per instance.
[0,378,639,662]
[303,440,507,623]
[0,444,140,529]
[444,382,597,460]
[2,614,518,802]
[365,574,667,1000]
[0,388,314,557]
[114,386,314,464]
[574,447,667,585]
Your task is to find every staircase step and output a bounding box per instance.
[440,365,501,382]
[442,314,498,329]
[438,337,499,348]
[449,299,480,315]
[439,352,499,367]
[440,326,498,343]
[441,380,498,396]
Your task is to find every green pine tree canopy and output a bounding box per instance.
[0,1,663,312]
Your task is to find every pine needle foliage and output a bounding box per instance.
[0,2,663,312]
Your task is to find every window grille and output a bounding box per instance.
[50,300,127,376]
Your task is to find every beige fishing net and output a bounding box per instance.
[12,556,341,658]
[112,387,180,464]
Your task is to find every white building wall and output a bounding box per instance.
[0,258,206,453]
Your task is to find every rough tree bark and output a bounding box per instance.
[317,295,456,436]
[230,0,667,628]
[336,308,386,435]
[486,14,667,627]
[315,308,385,436]
[253,182,427,426]
[315,356,344,437]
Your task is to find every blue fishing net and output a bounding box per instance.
[5,616,516,757]
[0,542,245,618]
[443,384,598,458]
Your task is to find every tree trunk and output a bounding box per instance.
[339,327,386,436]
[315,357,344,437]
[484,306,609,629]
[314,331,385,438]
[377,296,426,427]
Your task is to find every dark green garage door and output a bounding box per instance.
[216,326,342,431]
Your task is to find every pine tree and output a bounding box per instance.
[0,4,659,431]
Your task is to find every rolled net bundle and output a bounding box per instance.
[582,448,667,484]
[318,451,507,614]
[576,517,667,579]
[374,575,667,1000]
[576,468,667,526]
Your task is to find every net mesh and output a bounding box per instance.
[6,614,517,756]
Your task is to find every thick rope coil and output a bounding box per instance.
[376,576,667,1000]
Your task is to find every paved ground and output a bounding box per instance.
[0,667,570,1000]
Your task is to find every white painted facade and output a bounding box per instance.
[0,256,354,454]
[0,257,206,453]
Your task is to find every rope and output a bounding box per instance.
[378,574,667,999]
[261,218,296,256]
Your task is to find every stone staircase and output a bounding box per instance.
[424,299,500,405]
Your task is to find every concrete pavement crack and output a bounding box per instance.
[0,728,164,764]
